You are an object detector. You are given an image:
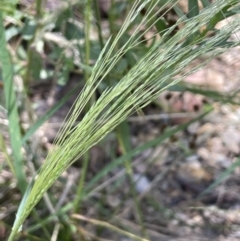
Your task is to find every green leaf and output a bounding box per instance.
[187,0,200,43]
[0,12,27,192]
[28,51,42,80]
[206,4,234,30]
[5,26,20,41]
[55,9,72,28]
[155,18,168,37]
[188,0,199,18]
[200,0,211,8]
[184,85,240,105]
[21,19,37,40]
[65,22,85,40]
[173,5,188,20]
[169,82,240,105]
[126,50,137,68]
[90,41,102,60]
[17,45,27,60]
[114,57,128,74]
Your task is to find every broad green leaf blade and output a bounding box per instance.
[188,0,199,18]
[200,0,210,8]
[154,18,169,38]
[0,12,27,192]
[21,19,37,40]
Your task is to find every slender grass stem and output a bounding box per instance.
[32,210,51,239]
[109,0,116,45]
[117,122,148,239]
[23,0,43,87]
[84,0,91,82]
[36,0,42,19]
[72,213,150,241]
[0,12,27,193]
[93,0,104,49]
[73,152,89,213]
[73,0,93,217]
[84,0,95,107]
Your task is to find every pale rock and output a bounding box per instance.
[133,174,150,193]
[177,159,212,185]
[208,137,224,153]
[197,123,216,135]
[107,195,120,208]
[197,147,210,161]
[209,153,230,168]
[187,122,200,134]
[221,127,240,154]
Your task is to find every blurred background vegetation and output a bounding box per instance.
[1,0,240,240]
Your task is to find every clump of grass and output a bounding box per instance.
[1,0,240,240]
[0,11,27,193]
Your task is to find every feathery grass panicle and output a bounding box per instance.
[8,0,240,240]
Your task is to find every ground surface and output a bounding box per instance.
[16,45,240,241]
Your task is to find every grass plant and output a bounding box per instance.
[1,0,240,240]
[0,11,27,193]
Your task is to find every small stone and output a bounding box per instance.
[221,127,240,154]
[133,174,150,193]
[187,122,200,134]
[208,137,224,153]
[197,123,216,135]
[197,147,210,161]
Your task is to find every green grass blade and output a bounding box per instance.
[199,157,240,198]
[200,0,211,8]
[185,86,240,105]
[206,4,234,31]
[170,84,240,105]
[173,5,188,20]
[188,0,199,18]
[117,120,148,238]
[73,152,89,213]
[0,12,27,192]
[187,0,199,43]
